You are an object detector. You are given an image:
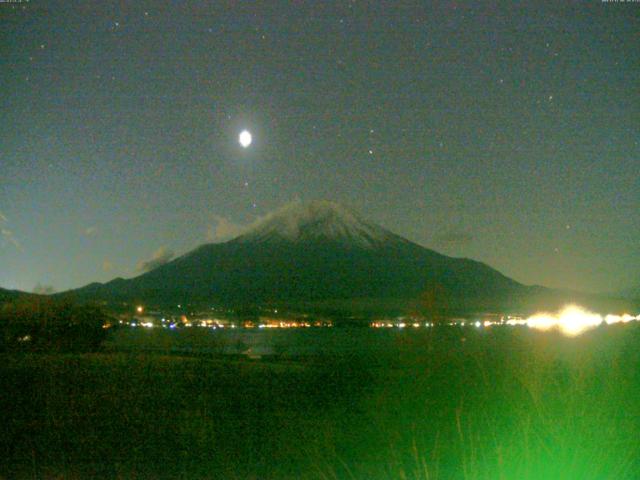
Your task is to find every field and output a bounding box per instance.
[2,324,640,479]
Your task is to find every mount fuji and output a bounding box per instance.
[236,201,395,248]
[61,201,625,315]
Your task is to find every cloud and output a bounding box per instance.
[83,226,98,237]
[102,259,114,272]
[206,215,246,242]
[0,227,23,252]
[33,283,56,295]
[0,212,23,251]
[136,246,175,273]
[433,230,474,249]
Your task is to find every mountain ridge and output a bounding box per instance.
[59,201,633,315]
[0,287,36,302]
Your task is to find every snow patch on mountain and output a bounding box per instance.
[237,200,393,247]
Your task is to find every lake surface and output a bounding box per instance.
[105,325,476,357]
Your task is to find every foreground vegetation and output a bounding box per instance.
[1,325,639,479]
[0,299,108,353]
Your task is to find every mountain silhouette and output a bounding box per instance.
[61,201,630,316]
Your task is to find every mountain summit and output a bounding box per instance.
[64,200,537,314]
[237,200,393,247]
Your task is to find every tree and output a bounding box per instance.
[0,298,109,352]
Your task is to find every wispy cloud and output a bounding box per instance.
[0,212,23,251]
[206,215,246,242]
[136,246,175,273]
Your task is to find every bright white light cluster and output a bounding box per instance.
[506,305,640,337]
[369,307,640,336]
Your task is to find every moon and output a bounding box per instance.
[239,130,252,148]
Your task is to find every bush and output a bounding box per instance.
[0,298,109,353]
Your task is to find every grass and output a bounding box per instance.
[1,324,640,479]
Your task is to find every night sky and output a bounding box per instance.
[1,1,638,294]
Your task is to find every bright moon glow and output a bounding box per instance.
[239,130,252,148]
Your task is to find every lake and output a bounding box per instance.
[105,324,480,358]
